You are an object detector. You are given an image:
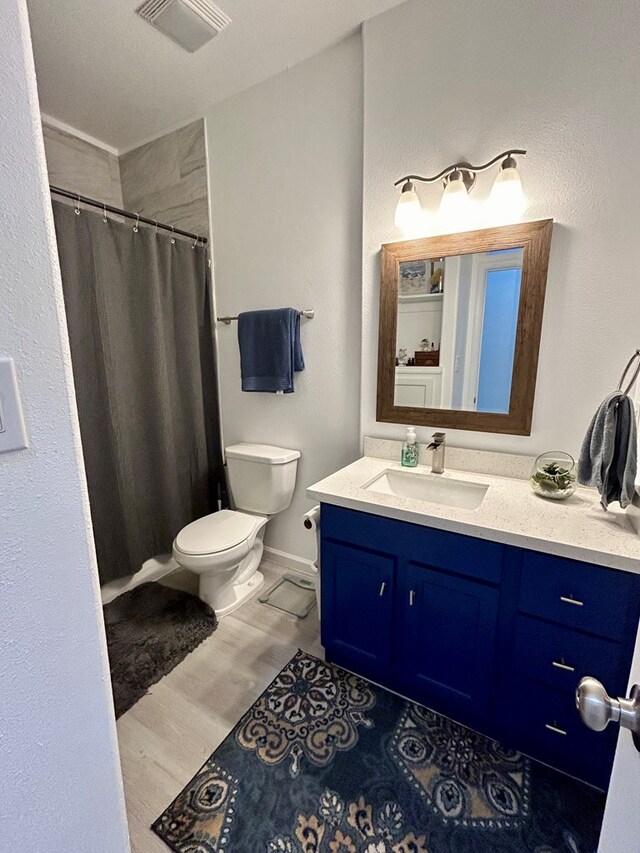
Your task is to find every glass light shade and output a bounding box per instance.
[488,165,527,222]
[394,183,422,232]
[438,175,472,231]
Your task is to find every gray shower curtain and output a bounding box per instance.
[52,200,224,584]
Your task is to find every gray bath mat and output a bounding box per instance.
[103,582,217,718]
[258,573,317,618]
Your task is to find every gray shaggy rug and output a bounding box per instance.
[103,582,217,718]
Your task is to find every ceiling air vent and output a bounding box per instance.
[137,0,231,53]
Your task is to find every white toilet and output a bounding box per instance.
[172,443,300,617]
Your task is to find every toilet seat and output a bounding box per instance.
[174,509,261,556]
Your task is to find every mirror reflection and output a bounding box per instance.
[394,247,523,413]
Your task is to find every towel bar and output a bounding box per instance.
[618,348,640,398]
[217,309,314,325]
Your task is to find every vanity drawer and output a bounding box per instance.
[505,676,616,788]
[518,552,634,641]
[321,504,503,583]
[513,615,624,695]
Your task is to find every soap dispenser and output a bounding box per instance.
[401,426,419,468]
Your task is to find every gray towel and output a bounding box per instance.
[577,391,638,510]
[237,308,305,393]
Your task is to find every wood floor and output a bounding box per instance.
[115,561,323,852]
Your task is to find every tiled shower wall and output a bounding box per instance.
[42,124,123,207]
[120,120,209,240]
[42,119,209,239]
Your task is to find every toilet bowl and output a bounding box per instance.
[172,443,300,616]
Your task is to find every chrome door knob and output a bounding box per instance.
[576,677,619,731]
[576,677,640,751]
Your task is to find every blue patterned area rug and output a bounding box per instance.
[152,651,604,852]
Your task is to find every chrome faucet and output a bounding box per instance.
[427,432,446,474]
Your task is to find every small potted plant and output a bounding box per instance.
[530,452,577,500]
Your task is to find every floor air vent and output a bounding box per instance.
[137,0,231,53]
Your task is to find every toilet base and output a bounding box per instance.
[197,537,266,617]
[215,570,265,618]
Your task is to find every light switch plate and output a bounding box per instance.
[0,358,28,453]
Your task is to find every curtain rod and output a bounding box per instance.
[50,185,208,245]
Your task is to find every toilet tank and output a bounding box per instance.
[225,443,301,515]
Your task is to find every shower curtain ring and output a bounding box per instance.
[154,220,158,236]
[192,235,199,249]
[133,213,140,233]
[170,226,176,244]
[74,195,81,215]
[102,203,108,224]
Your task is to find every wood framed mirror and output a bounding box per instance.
[376,219,553,435]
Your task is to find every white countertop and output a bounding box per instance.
[307,456,640,574]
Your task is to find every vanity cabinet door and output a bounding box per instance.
[397,561,500,722]
[321,541,395,680]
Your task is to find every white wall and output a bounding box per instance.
[362,0,640,456]
[396,299,443,357]
[0,2,129,849]
[206,0,640,558]
[205,35,363,561]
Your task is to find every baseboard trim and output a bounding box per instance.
[263,546,317,579]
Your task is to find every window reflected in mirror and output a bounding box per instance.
[394,248,523,413]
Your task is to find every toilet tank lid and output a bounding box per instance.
[225,443,301,464]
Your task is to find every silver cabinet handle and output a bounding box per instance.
[560,595,584,606]
[552,660,576,672]
[545,723,567,736]
[379,581,386,597]
[409,589,415,606]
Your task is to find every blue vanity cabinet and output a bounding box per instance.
[320,502,640,790]
[497,552,640,788]
[396,561,500,723]
[320,503,506,727]
[321,540,395,682]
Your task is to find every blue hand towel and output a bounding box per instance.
[237,308,305,393]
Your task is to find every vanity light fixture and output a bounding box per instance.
[393,149,527,232]
[438,168,473,230]
[488,154,527,221]
[394,180,422,230]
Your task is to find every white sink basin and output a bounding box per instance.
[364,468,489,510]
